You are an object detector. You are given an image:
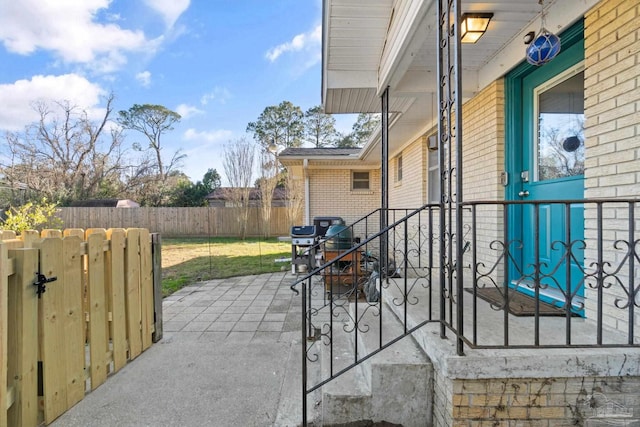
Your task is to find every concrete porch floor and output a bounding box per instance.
[302,273,640,425]
[379,275,640,379]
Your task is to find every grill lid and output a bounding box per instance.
[291,225,316,237]
[325,224,351,239]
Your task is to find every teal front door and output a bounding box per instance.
[506,27,585,311]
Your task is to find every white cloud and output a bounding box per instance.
[0,74,105,131]
[143,0,190,29]
[136,71,152,87]
[183,128,233,142]
[200,87,231,106]
[175,103,203,119]
[181,128,232,181]
[0,0,152,71]
[265,25,321,62]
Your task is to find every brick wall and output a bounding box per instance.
[584,0,639,200]
[460,80,506,285]
[583,0,640,331]
[308,168,381,239]
[389,136,427,208]
[446,376,640,426]
[461,80,506,203]
[387,136,430,276]
[385,81,504,212]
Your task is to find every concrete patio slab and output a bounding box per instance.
[50,272,304,427]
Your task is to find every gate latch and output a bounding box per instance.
[34,273,57,298]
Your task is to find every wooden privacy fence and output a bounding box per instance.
[57,207,298,238]
[0,228,162,427]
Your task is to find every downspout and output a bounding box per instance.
[304,159,310,225]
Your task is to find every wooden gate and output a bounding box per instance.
[0,228,161,427]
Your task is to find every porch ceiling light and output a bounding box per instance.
[460,13,493,43]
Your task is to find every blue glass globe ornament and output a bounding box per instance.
[526,28,561,66]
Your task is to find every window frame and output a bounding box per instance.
[428,136,440,204]
[396,154,403,182]
[352,170,370,191]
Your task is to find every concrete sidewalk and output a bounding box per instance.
[51,272,304,427]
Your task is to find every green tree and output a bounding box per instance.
[304,105,338,147]
[167,169,221,207]
[117,104,184,180]
[334,133,358,148]
[335,113,381,148]
[246,101,304,148]
[117,104,185,206]
[202,168,222,193]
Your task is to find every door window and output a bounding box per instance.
[534,66,585,181]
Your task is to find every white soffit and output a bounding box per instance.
[402,0,548,95]
[476,0,599,89]
[323,0,597,157]
[324,0,597,107]
[324,88,416,114]
[323,0,393,113]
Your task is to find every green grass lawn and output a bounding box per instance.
[161,237,291,297]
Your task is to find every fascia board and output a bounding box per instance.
[378,0,435,94]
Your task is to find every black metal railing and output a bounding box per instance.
[292,198,640,426]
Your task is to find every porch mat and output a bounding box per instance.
[465,287,571,317]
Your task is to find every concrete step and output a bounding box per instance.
[321,316,372,425]
[274,331,322,427]
[273,332,304,427]
[382,279,454,370]
[353,302,433,427]
[320,297,433,427]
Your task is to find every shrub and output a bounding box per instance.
[1,199,63,234]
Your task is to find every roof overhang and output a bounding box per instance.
[278,148,379,174]
[322,0,599,159]
[321,0,393,113]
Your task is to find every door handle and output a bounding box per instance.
[518,190,530,197]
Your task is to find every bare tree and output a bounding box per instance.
[258,150,278,237]
[284,169,304,227]
[223,137,255,239]
[0,94,126,205]
[538,117,585,180]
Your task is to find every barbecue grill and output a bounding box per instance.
[313,216,344,238]
[291,225,316,246]
[290,225,318,274]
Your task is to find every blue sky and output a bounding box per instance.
[0,0,351,184]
